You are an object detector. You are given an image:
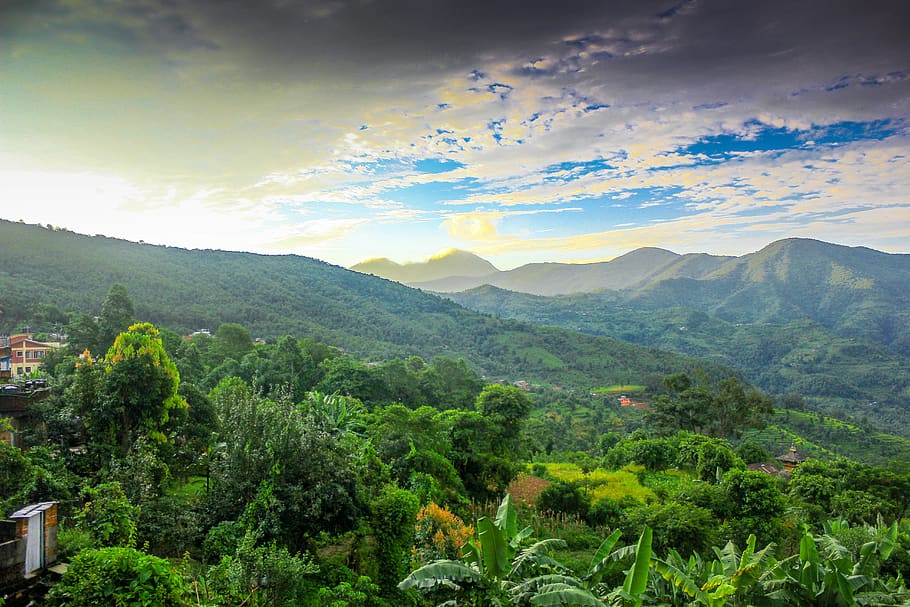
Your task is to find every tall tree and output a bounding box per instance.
[98,283,135,352]
[103,323,186,456]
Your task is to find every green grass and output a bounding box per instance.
[593,385,647,394]
[537,462,656,504]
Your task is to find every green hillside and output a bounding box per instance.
[0,220,731,390]
[633,238,910,352]
[446,285,910,435]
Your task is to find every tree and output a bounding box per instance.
[204,378,364,549]
[419,356,485,410]
[102,322,186,456]
[72,481,138,548]
[371,486,420,599]
[646,374,771,439]
[721,470,785,547]
[537,480,591,518]
[475,383,532,446]
[211,322,254,363]
[98,283,135,352]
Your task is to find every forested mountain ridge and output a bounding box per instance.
[390,247,735,295]
[360,238,910,357]
[633,238,910,346]
[0,219,731,389]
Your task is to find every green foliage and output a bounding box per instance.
[537,480,591,519]
[646,373,772,439]
[370,486,420,598]
[315,576,384,607]
[98,283,135,353]
[102,322,187,456]
[623,502,717,557]
[73,481,138,548]
[720,470,785,547]
[45,546,188,607]
[204,378,363,548]
[202,532,319,607]
[475,383,532,444]
[788,458,910,524]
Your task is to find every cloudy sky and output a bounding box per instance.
[2,0,908,269]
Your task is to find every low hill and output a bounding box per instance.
[0,220,732,390]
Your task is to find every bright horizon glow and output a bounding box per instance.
[1,1,908,270]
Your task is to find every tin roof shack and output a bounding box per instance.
[1,502,58,588]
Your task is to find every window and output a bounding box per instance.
[16,351,23,357]
[25,367,31,373]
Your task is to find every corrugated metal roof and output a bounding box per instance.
[9,502,57,519]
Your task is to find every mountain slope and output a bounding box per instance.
[0,220,732,390]
[351,249,498,284]
[633,238,910,350]
[446,284,910,436]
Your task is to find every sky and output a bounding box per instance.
[1,0,909,270]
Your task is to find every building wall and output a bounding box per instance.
[7,336,61,378]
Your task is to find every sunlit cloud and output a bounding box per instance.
[1,0,908,268]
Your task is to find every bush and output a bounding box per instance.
[537,480,591,519]
[45,546,188,607]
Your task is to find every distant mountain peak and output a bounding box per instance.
[352,248,497,284]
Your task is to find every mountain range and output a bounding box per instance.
[353,239,910,354]
[0,219,730,392]
[4,219,910,456]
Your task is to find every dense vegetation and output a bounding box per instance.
[0,220,732,392]
[2,280,909,606]
[3,225,910,605]
[446,285,910,437]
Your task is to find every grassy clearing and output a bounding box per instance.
[536,462,657,504]
[593,384,647,394]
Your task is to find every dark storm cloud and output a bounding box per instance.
[188,0,909,75]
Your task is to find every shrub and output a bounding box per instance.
[45,546,188,607]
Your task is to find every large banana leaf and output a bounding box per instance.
[398,559,483,591]
[478,516,511,580]
[622,527,652,607]
[496,493,518,538]
[585,529,623,582]
[530,586,608,607]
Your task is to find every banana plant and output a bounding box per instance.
[760,521,907,607]
[652,534,773,607]
[401,495,655,607]
[400,494,573,606]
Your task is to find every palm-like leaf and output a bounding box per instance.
[398,559,483,591]
[530,585,607,606]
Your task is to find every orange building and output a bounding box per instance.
[5,335,61,378]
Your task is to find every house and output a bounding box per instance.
[0,350,10,382]
[0,502,59,586]
[747,462,781,475]
[5,334,62,378]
